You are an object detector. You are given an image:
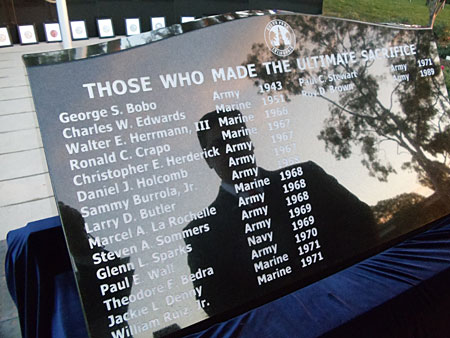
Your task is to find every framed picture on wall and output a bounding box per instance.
[125,18,141,36]
[151,17,166,31]
[44,23,62,42]
[70,20,88,40]
[18,25,38,45]
[0,26,13,47]
[97,18,115,38]
[181,16,195,23]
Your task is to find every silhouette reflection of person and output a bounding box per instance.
[58,202,134,338]
[183,110,377,317]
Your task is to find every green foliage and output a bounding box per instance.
[323,0,445,24]
[371,193,425,223]
[442,61,450,95]
[433,21,450,48]
[373,192,450,238]
[323,0,450,46]
[244,16,450,199]
[438,45,450,58]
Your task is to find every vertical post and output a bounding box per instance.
[55,0,72,49]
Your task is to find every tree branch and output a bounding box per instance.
[318,93,376,120]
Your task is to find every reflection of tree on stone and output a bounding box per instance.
[244,16,450,206]
[183,110,377,317]
[371,193,425,224]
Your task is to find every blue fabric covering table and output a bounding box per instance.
[5,216,88,338]
[187,215,450,337]
[5,215,450,338]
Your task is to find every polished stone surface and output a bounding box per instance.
[0,37,117,337]
[0,37,117,240]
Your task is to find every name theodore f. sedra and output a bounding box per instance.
[183,110,377,316]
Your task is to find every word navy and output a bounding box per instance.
[247,231,273,246]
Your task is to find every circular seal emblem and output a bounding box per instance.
[264,19,296,57]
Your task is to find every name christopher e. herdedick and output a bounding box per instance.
[183,110,377,317]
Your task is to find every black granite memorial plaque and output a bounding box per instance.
[24,10,450,338]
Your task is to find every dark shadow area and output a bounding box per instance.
[183,109,378,318]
